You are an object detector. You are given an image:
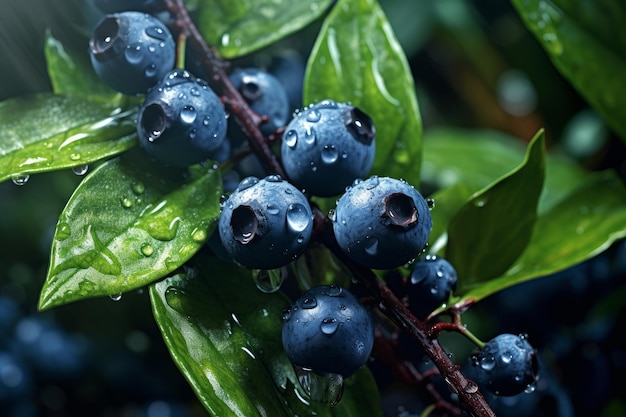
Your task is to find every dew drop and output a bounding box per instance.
[70,153,81,161]
[253,267,287,293]
[144,63,157,78]
[110,293,122,302]
[56,222,72,240]
[328,208,337,222]
[302,297,317,309]
[180,106,197,124]
[237,176,259,191]
[190,86,200,96]
[365,175,379,189]
[164,286,187,314]
[145,26,168,41]
[321,145,339,164]
[327,285,343,297]
[286,203,311,232]
[320,317,339,335]
[140,243,154,257]
[131,182,145,195]
[474,198,487,208]
[295,367,344,407]
[282,308,292,321]
[188,128,197,139]
[120,196,133,208]
[304,126,316,145]
[266,204,280,215]
[364,237,379,256]
[191,228,207,242]
[72,165,89,176]
[306,109,322,122]
[480,354,496,371]
[501,351,513,364]
[124,44,143,64]
[11,174,30,186]
[264,174,282,182]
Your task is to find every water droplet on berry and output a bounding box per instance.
[109,293,122,302]
[237,176,259,191]
[72,165,89,176]
[140,243,154,257]
[282,308,292,321]
[124,44,143,64]
[286,203,311,232]
[328,208,337,222]
[306,109,321,122]
[295,367,344,406]
[284,130,298,148]
[320,317,339,334]
[480,354,496,371]
[327,285,343,297]
[364,237,379,255]
[265,174,282,182]
[321,145,339,164]
[190,87,200,96]
[365,175,379,189]
[11,174,30,186]
[501,351,513,363]
[145,26,168,41]
[188,128,197,139]
[144,64,157,78]
[266,204,280,215]
[302,297,317,309]
[304,126,316,145]
[180,106,197,124]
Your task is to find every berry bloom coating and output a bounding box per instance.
[407,255,458,319]
[229,67,290,136]
[282,285,374,378]
[218,175,313,270]
[94,0,162,13]
[89,11,175,95]
[137,69,228,167]
[332,176,432,269]
[471,333,540,396]
[281,100,376,197]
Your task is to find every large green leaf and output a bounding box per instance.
[150,256,382,417]
[38,154,222,310]
[0,93,137,183]
[511,0,626,142]
[303,0,423,183]
[45,31,122,104]
[446,130,546,283]
[197,0,334,58]
[455,169,626,305]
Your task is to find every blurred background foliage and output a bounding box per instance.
[1,0,624,416]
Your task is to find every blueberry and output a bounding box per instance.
[137,69,228,167]
[470,333,540,396]
[94,0,163,13]
[281,285,374,377]
[268,49,306,113]
[406,255,458,319]
[89,11,175,95]
[218,175,313,270]
[229,67,290,137]
[332,176,432,269]
[281,100,376,197]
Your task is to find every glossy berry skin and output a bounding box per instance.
[89,11,175,95]
[281,100,376,197]
[218,175,313,270]
[137,69,228,167]
[332,176,432,269]
[229,67,290,136]
[282,285,374,378]
[471,333,539,396]
[407,255,458,319]
[94,0,162,13]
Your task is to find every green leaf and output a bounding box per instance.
[0,93,137,183]
[149,256,382,417]
[38,154,222,310]
[456,169,626,305]
[446,130,546,284]
[45,31,122,104]
[511,0,626,142]
[303,0,423,183]
[197,0,334,58]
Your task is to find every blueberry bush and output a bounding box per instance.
[1,0,626,416]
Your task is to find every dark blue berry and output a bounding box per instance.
[218,175,313,270]
[471,333,539,396]
[268,49,306,113]
[94,0,162,13]
[281,100,376,197]
[89,11,175,95]
[137,69,228,167]
[281,285,374,377]
[229,67,290,136]
[406,255,458,319]
[332,176,432,269]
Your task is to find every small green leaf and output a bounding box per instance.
[447,130,546,284]
[511,0,626,142]
[456,169,626,305]
[197,0,334,58]
[38,154,222,310]
[0,93,137,183]
[304,0,423,183]
[150,256,382,417]
[45,31,122,104]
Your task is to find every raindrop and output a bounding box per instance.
[427,198,435,209]
[188,128,197,139]
[301,297,317,309]
[11,174,30,186]
[364,237,379,256]
[140,243,154,257]
[110,293,122,302]
[306,109,322,122]
[145,26,168,41]
[501,351,513,364]
[56,222,72,241]
[72,165,89,176]
[124,44,143,64]
[480,354,496,371]
[327,285,343,297]
[266,204,280,215]
[145,63,157,78]
[70,153,81,161]
[264,174,282,182]
[282,308,292,321]
[120,196,133,208]
[237,176,259,191]
[464,381,479,393]
[304,126,316,145]
[328,208,337,222]
[131,182,145,195]
[180,105,197,124]
[295,367,344,407]
[320,317,339,335]
[191,228,207,242]
[286,203,311,232]
[253,267,287,293]
[321,145,339,164]
[365,175,379,189]
[164,287,187,314]
[473,198,487,208]
[190,87,200,96]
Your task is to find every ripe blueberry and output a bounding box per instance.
[406,255,458,319]
[281,100,376,197]
[218,175,313,270]
[470,333,539,396]
[332,176,432,269]
[229,67,290,137]
[281,285,374,378]
[137,69,228,167]
[89,11,175,95]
